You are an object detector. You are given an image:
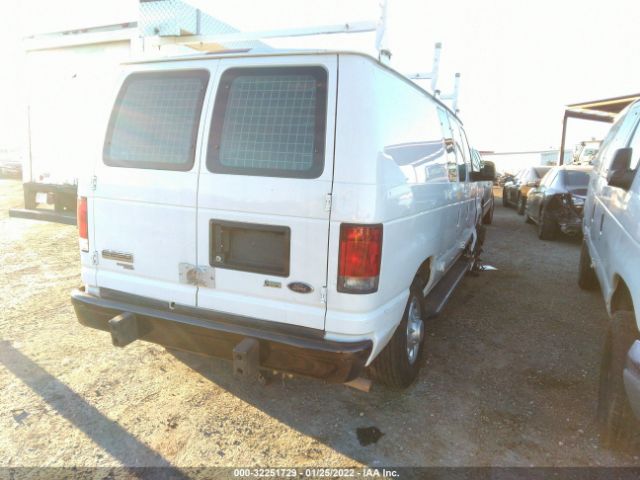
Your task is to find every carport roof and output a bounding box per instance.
[566,93,640,117]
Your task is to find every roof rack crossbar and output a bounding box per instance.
[152,21,377,46]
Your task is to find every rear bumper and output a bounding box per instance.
[71,288,371,383]
[557,209,583,235]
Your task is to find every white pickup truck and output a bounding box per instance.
[71,49,495,389]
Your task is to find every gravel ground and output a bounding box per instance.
[1,178,639,470]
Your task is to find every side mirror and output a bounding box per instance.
[607,148,636,190]
[470,161,496,182]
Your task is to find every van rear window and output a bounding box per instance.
[207,67,327,178]
[104,70,209,171]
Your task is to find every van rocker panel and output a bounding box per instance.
[71,289,371,383]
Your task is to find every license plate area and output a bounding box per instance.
[209,220,290,277]
[35,192,49,204]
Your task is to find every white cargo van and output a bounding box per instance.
[579,99,640,446]
[71,50,494,388]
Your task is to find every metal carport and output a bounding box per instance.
[559,93,640,165]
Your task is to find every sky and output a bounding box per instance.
[0,0,638,153]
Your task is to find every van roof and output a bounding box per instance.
[124,48,461,121]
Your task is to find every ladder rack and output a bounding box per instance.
[145,0,391,63]
[407,43,461,113]
[142,0,460,111]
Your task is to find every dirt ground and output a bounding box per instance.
[1,178,639,470]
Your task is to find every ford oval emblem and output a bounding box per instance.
[288,282,313,294]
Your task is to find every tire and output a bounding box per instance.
[578,241,599,290]
[537,206,557,240]
[482,204,494,225]
[369,285,425,389]
[517,195,526,215]
[502,189,508,207]
[597,310,640,450]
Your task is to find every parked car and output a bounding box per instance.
[70,50,494,390]
[471,149,495,224]
[524,164,591,240]
[578,99,640,448]
[502,165,552,214]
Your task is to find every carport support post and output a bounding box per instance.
[559,112,568,166]
[558,109,615,166]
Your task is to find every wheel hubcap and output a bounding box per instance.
[406,298,424,365]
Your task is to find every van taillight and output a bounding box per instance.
[338,224,383,294]
[77,196,88,252]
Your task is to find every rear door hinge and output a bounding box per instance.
[91,251,99,266]
[179,263,215,287]
[320,286,327,304]
[90,175,97,191]
[324,193,332,212]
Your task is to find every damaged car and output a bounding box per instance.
[502,165,552,214]
[524,165,592,240]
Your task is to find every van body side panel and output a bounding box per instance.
[195,55,338,331]
[326,55,463,352]
[93,62,217,307]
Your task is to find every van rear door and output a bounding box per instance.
[93,66,213,306]
[195,56,337,330]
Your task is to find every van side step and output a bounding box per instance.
[423,255,473,319]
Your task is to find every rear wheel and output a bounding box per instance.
[537,206,557,240]
[578,241,599,290]
[517,195,526,215]
[370,285,425,389]
[597,311,640,450]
